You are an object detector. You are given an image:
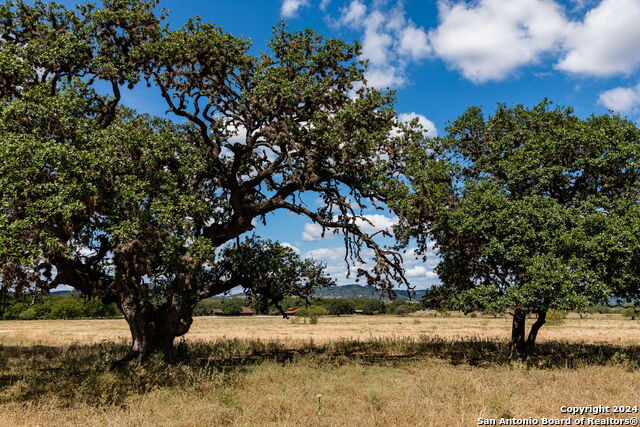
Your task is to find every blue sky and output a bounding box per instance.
[58,0,640,289]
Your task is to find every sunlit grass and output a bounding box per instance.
[2,312,640,347]
[2,314,640,426]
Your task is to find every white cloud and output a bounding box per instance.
[355,214,398,235]
[405,265,438,279]
[301,214,397,241]
[398,112,438,137]
[320,0,332,11]
[430,0,568,83]
[301,243,441,289]
[280,242,301,255]
[302,223,338,241]
[323,263,349,274]
[403,247,420,259]
[281,0,310,18]
[557,0,640,76]
[321,0,640,92]
[340,0,367,27]
[302,223,321,241]
[226,124,247,145]
[398,25,432,62]
[303,247,346,261]
[75,246,96,258]
[336,1,431,89]
[363,66,406,89]
[51,284,74,292]
[402,244,438,266]
[361,11,393,65]
[598,83,640,113]
[569,0,598,11]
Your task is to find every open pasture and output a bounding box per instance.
[1,312,640,347]
[2,314,640,426]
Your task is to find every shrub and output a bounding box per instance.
[326,299,355,316]
[622,305,639,320]
[386,299,406,315]
[221,299,245,315]
[307,306,329,317]
[437,306,451,317]
[49,297,86,319]
[362,299,386,315]
[81,299,119,318]
[193,299,222,316]
[546,309,567,325]
[18,307,39,320]
[394,305,413,316]
[585,305,615,315]
[306,306,328,325]
[3,302,29,320]
[0,295,121,320]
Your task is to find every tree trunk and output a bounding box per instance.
[526,310,546,348]
[118,296,193,364]
[511,309,547,359]
[511,308,527,358]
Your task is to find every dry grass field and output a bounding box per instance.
[2,313,640,426]
[3,312,640,347]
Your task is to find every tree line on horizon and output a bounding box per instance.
[2,291,635,322]
[0,0,638,362]
[0,292,421,320]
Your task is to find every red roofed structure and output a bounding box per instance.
[283,307,299,315]
[240,306,254,315]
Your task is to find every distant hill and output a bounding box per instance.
[52,284,425,301]
[313,284,426,300]
[209,284,426,301]
[48,290,78,297]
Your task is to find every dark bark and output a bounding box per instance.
[118,296,193,364]
[527,311,547,348]
[511,308,527,358]
[510,309,547,359]
[53,253,239,364]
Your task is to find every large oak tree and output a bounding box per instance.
[0,0,414,361]
[393,101,640,356]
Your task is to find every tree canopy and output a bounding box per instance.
[0,0,417,361]
[4,0,639,364]
[394,101,640,355]
[218,235,334,315]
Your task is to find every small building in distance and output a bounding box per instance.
[208,306,254,316]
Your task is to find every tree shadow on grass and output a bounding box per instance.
[1,336,639,406]
[186,336,640,370]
